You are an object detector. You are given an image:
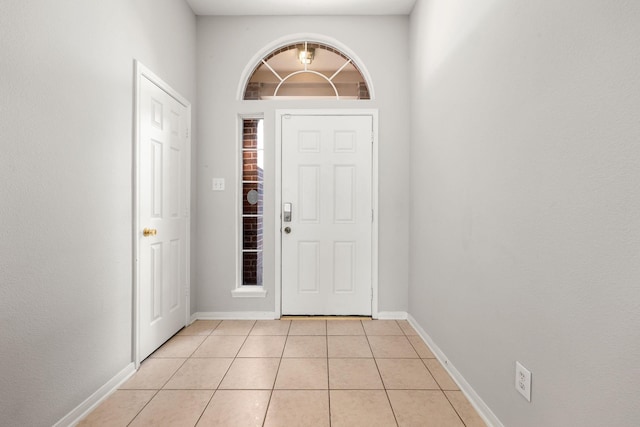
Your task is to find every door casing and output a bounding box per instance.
[133,61,192,367]
[275,109,379,319]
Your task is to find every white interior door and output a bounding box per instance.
[281,114,373,315]
[138,72,190,360]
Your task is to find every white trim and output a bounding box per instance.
[188,313,200,324]
[371,112,380,319]
[54,363,136,427]
[231,286,268,298]
[274,111,283,318]
[235,116,242,291]
[407,314,504,427]
[376,311,408,320]
[275,109,379,318]
[237,33,376,100]
[193,311,279,320]
[133,60,192,368]
[273,70,339,98]
[261,96,359,100]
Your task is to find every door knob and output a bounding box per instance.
[284,226,291,234]
[143,228,157,237]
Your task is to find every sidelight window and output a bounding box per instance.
[241,118,264,286]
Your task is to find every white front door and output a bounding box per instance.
[137,70,190,360]
[281,114,373,315]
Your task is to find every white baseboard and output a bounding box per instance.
[406,314,504,427]
[54,362,136,427]
[193,312,413,321]
[193,312,409,321]
[192,311,279,320]
[375,311,408,320]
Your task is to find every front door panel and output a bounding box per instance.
[281,114,372,315]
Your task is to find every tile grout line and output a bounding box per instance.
[191,320,252,427]
[366,320,400,427]
[260,320,292,427]
[383,320,402,426]
[441,389,472,427]
[205,320,271,426]
[126,320,219,427]
[125,389,161,427]
[183,320,225,427]
[399,320,466,426]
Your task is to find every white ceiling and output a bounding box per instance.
[186,0,417,16]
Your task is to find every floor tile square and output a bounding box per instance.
[77,390,155,426]
[362,320,404,335]
[283,336,327,358]
[326,320,365,335]
[129,390,213,427]
[423,359,459,390]
[397,320,419,336]
[328,358,383,389]
[218,358,280,389]
[288,320,327,335]
[330,390,397,427]
[328,335,372,358]
[211,320,256,335]
[196,390,270,427]
[191,335,246,358]
[120,358,185,390]
[264,390,330,427]
[387,390,464,427]
[367,336,419,358]
[163,358,233,389]
[178,320,221,336]
[150,335,206,358]
[376,358,439,389]
[445,391,487,427]
[250,320,291,335]
[237,335,286,357]
[275,358,328,389]
[407,335,435,358]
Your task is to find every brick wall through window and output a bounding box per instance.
[241,119,264,285]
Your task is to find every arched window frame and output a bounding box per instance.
[237,34,375,101]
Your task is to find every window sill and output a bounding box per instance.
[231,286,268,298]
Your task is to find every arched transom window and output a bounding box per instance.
[243,41,371,100]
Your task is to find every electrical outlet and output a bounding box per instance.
[515,361,532,402]
[212,178,225,191]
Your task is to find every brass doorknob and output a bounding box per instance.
[143,228,157,237]
[284,227,291,234]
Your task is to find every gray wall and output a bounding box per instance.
[0,1,196,425]
[195,16,410,315]
[408,0,640,426]
[6,1,637,425]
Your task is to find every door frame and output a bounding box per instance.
[132,60,192,367]
[275,109,379,318]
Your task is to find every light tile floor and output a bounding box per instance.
[78,319,486,427]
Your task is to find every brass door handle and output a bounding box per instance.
[143,228,157,237]
[284,227,291,234]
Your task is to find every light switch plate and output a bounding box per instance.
[212,178,225,191]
